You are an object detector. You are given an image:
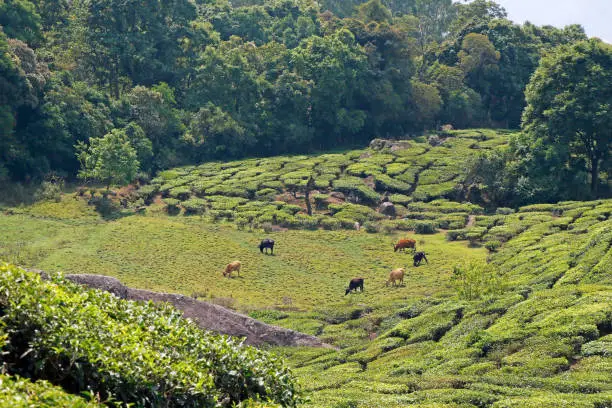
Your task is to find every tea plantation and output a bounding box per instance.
[134,129,511,233]
[0,132,610,407]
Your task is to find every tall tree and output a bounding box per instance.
[0,0,42,45]
[522,39,612,196]
[84,0,196,97]
[76,128,139,190]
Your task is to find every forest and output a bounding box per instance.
[2,0,609,204]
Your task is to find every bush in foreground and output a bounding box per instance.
[0,264,300,407]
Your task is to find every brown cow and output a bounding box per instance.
[394,238,416,252]
[223,261,241,278]
[386,267,405,287]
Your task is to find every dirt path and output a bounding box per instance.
[466,215,476,228]
[33,270,332,348]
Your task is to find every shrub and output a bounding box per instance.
[168,185,191,200]
[89,196,121,218]
[373,174,412,194]
[164,198,181,214]
[446,229,468,241]
[485,240,502,252]
[34,179,64,203]
[451,261,504,300]
[314,194,330,210]
[388,194,412,205]
[137,185,159,204]
[496,207,515,215]
[345,163,382,177]
[255,188,278,201]
[332,178,380,204]
[282,204,303,215]
[320,217,341,230]
[0,265,301,407]
[414,221,437,234]
[0,374,99,407]
[182,198,207,215]
[437,215,467,229]
[363,222,381,233]
[295,214,320,230]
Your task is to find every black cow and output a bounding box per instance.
[345,278,364,295]
[413,251,428,266]
[259,238,275,255]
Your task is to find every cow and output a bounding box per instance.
[386,268,405,287]
[223,261,241,278]
[259,238,275,255]
[413,251,428,266]
[345,278,364,295]
[394,238,416,252]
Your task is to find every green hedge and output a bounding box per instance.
[0,264,300,407]
[332,178,380,204]
[0,374,99,407]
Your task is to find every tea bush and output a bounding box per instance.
[0,374,100,407]
[0,264,301,407]
[133,130,510,231]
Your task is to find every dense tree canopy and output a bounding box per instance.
[0,0,606,200]
[521,39,612,197]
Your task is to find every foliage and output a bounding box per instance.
[1,197,611,407]
[451,261,504,300]
[75,129,139,189]
[0,374,100,407]
[33,177,64,203]
[0,0,595,184]
[0,264,300,407]
[521,39,612,197]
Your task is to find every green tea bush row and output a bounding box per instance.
[0,264,300,407]
[332,177,380,204]
[0,374,100,407]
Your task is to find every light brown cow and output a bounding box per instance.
[394,238,416,252]
[223,261,241,278]
[386,267,405,287]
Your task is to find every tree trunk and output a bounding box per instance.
[305,190,312,216]
[304,176,315,216]
[591,158,599,196]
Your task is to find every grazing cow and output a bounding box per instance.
[345,278,364,295]
[223,261,241,278]
[394,238,416,252]
[413,251,428,266]
[259,238,275,255]
[386,268,405,287]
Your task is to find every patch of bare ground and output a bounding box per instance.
[466,215,476,227]
[33,270,331,348]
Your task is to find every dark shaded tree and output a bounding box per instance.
[522,39,612,196]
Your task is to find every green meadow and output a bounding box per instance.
[1,131,610,407]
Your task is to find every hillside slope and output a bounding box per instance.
[133,129,511,232]
[276,199,612,407]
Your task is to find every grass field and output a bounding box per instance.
[0,197,485,309]
[1,131,610,407]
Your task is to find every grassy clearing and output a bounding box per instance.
[0,201,484,309]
